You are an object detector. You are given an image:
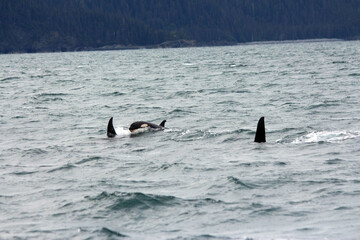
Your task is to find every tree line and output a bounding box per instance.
[1,0,360,53]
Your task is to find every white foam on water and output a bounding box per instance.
[293,130,360,143]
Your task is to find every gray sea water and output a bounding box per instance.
[1,40,360,240]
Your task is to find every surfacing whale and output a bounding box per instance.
[254,116,266,143]
[107,116,265,142]
[107,117,166,137]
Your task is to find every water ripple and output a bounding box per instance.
[86,192,179,211]
[47,163,76,173]
[227,176,257,189]
[100,227,127,238]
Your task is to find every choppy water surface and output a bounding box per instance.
[1,40,360,239]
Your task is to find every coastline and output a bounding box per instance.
[1,38,354,55]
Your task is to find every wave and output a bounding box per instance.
[171,128,252,142]
[292,130,360,143]
[100,227,127,238]
[306,101,340,109]
[85,191,231,214]
[30,74,54,79]
[47,163,76,173]
[325,158,344,165]
[171,90,199,97]
[109,194,175,210]
[168,108,196,115]
[348,72,360,77]
[32,92,69,102]
[75,156,102,165]
[101,91,125,97]
[11,171,38,176]
[0,76,20,82]
[36,93,68,97]
[86,192,179,211]
[249,202,283,216]
[216,100,240,105]
[227,176,258,189]
[22,147,48,157]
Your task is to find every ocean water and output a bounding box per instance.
[1,40,360,240]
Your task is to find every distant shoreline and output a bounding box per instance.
[3,38,355,55]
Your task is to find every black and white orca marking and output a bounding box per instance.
[254,116,266,143]
[107,117,166,137]
[129,120,166,133]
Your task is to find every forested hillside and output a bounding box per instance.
[1,0,360,53]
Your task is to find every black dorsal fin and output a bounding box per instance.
[160,120,166,127]
[254,117,266,143]
[107,117,117,138]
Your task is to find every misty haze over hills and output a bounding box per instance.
[1,0,360,53]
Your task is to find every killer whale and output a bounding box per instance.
[254,116,266,143]
[107,116,265,142]
[107,117,166,137]
[129,120,166,132]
